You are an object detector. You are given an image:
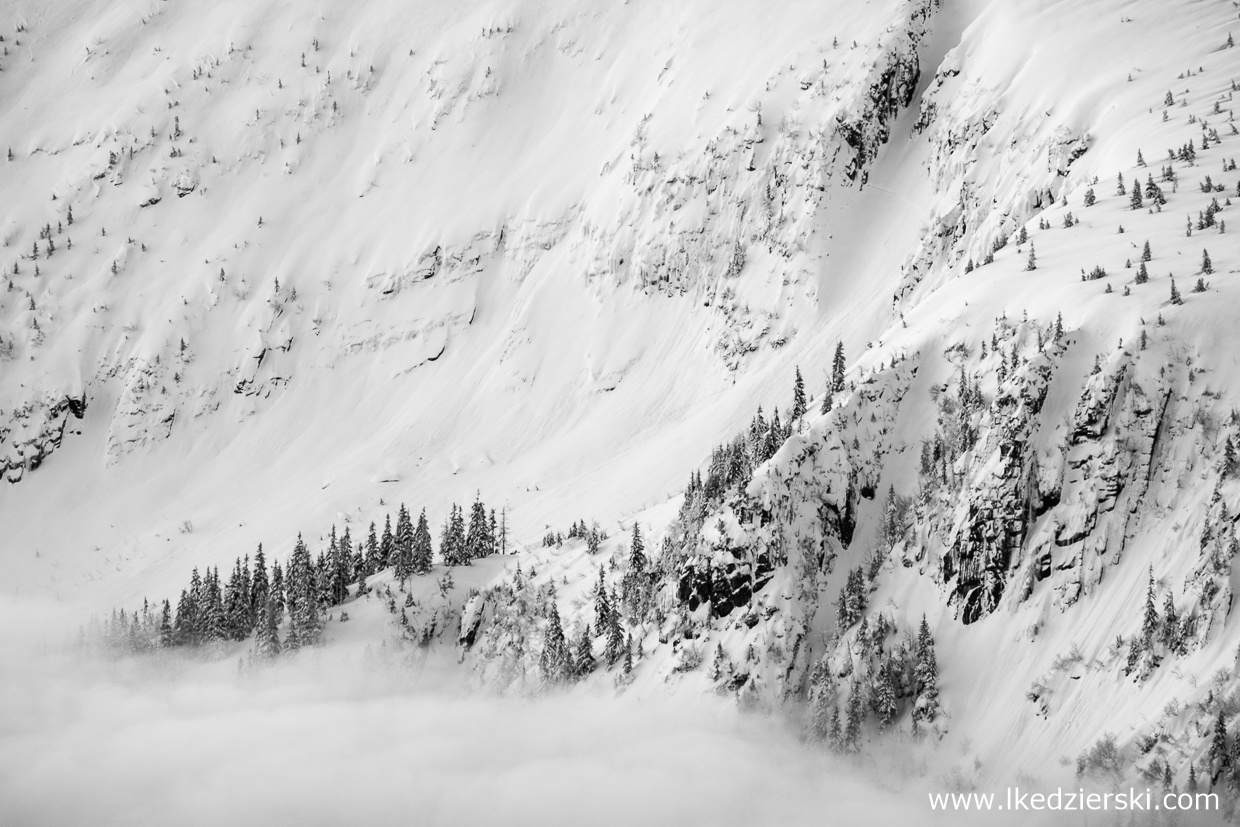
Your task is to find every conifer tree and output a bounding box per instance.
[200,567,227,644]
[271,560,285,619]
[913,616,941,725]
[828,705,843,752]
[441,504,468,566]
[1025,241,1037,271]
[629,523,646,573]
[1162,593,1179,652]
[379,514,394,568]
[158,599,173,648]
[1170,278,1183,305]
[594,568,613,631]
[539,605,572,684]
[843,681,863,751]
[285,534,320,649]
[872,655,898,727]
[623,632,634,675]
[1139,569,1160,667]
[1142,240,1152,261]
[831,342,846,394]
[364,521,379,574]
[791,367,807,421]
[411,508,434,574]
[1211,710,1230,779]
[251,544,269,623]
[393,505,415,581]
[466,494,490,560]
[1136,260,1149,284]
[808,659,837,742]
[575,624,596,676]
[605,606,625,667]
[254,597,282,661]
[1202,249,1213,274]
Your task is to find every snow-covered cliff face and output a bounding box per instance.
[0,0,939,593]
[551,0,1240,788]
[6,0,1240,794]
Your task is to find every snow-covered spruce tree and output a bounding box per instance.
[621,523,654,619]
[828,707,843,752]
[807,656,837,742]
[574,624,595,676]
[871,654,899,727]
[250,544,270,621]
[836,567,867,630]
[1025,241,1036,271]
[442,504,468,566]
[1170,278,1183,305]
[158,599,173,648]
[253,597,282,661]
[379,514,394,569]
[539,605,572,685]
[271,560,285,619]
[1202,249,1213,274]
[394,505,415,581]
[363,522,379,575]
[791,366,807,422]
[594,567,613,631]
[1210,710,1230,784]
[200,568,226,644]
[465,494,490,560]
[604,604,625,668]
[843,680,864,751]
[831,341,846,394]
[1126,568,1161,678]
[285,534,321,650]
[411,508,434,574]
[1161,594,1180,653]
[328,526,351,605]
[913,616,940,727]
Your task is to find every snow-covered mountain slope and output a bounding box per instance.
[5,0,1240,803]
[0,0,943,601]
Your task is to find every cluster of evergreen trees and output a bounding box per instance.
[677,353,849,529]
[1205,709,1240,791]
[96,495,506,657]
[1124,568,1194,679]
[539,550,640,685]
[807,615,941,750]
[541,518,608,553]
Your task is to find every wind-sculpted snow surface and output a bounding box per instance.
[6,0,1240,818]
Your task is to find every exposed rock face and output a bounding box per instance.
[677,545,775,618]
[942,364,1050,622]
[0,392,87,483]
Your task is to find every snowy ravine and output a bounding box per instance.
[5,0,1240,808]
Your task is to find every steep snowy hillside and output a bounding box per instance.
[6,0,1240,816]
[0,0,944,603]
